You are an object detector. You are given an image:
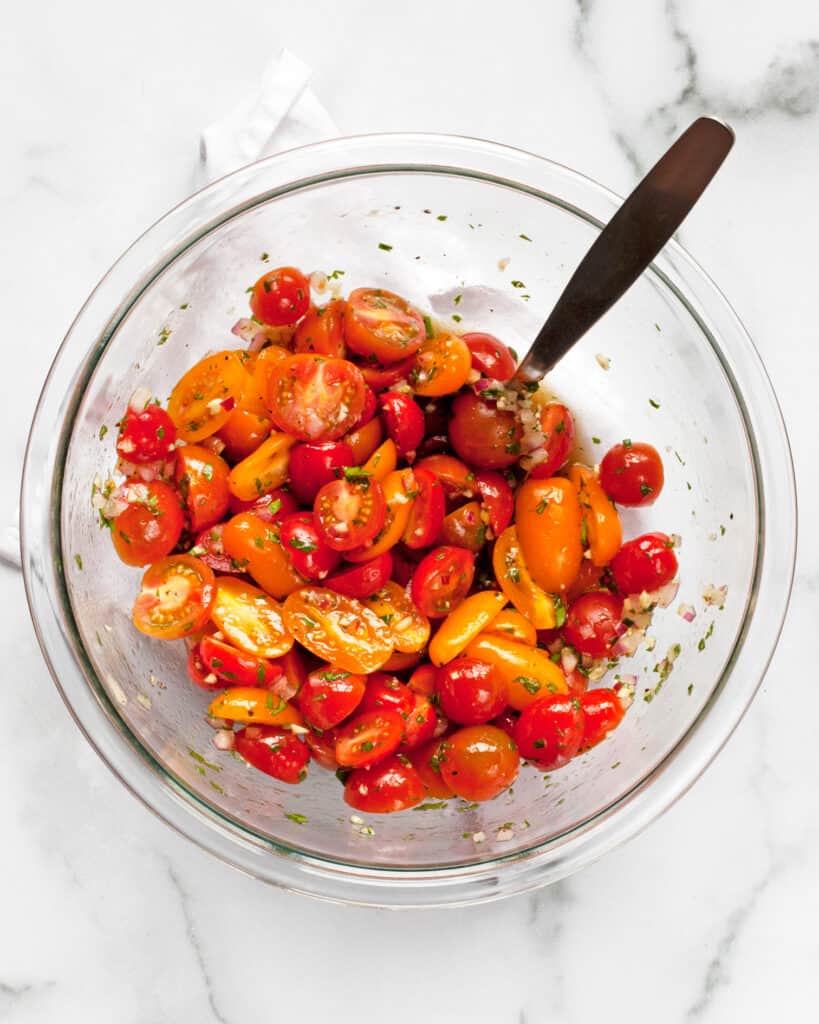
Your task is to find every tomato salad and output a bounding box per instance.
[96,266,678,815]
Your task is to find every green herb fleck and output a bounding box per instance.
[414,801,448,811]
[452,313,462,323]
[510,280,525,289]
[157,326,171,346]
[436,214,447,221]
[423,315,434,339]
[378,242,393,251]
[519,233,532,241]
[74,554,83,571]
[515,676,541,696]
[553,596,566,628]
[592,436,601,445]
[98,424,108,440]
[649,398,660,409]
[285,812,308,824]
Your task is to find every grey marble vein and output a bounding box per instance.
[0,979,55,1014]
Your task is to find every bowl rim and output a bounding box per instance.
[21,131,797,907]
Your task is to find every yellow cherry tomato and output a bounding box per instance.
[464,633,568,710]
[410,333,472,397]
[566,464,623,567]
[168,350,247,442]
[282,587,394,673]
[207,688,303,727]
[362,438,397,482]
[428,591,508,666]
[492,525,557,629]
[344,468,416,562]
[515,477,583,594]
[365,580,431,653]
[228,431,295,502]
[481,608,537,646]
[222,513,305,600]
[210,577,293,658]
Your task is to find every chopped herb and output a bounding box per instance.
[454,294,462,305]
[179,302,189,310]
[260,252,270,262]
[343,466,372,484]
[265,693,286,713]
[697,622,714,652]
[203,464,214,482]
[519,233,532,241]
[156,426,165,440]
[98,424,108,440]
[553,596,566,628]
[379,613,394,625]
[423,315,434,339]
[74,554,83,570]
[533,739,545,749]
[285,812,308,824]
[649,398,660,409]
[289,536,317,553]
[514,676,541,695]
[622,438,632,448]
[720,525,726,536]
[555,420,565,434]
[327,269,345,280]
[378,242,393,251]
[687,683,694,695]
[580,519,588,547]
[452,313,462,323]
[535,498,549,514]
[640,483,653,497]
[436,214,448,221]
[256,663,266,684]
[157,326,171,346]
[414,801,448,811]
[360,741,375,752]
[300,615,319,629]
[319,669,350,681]
[592,436,601,445]
[254,536,265,549]
[510,280,526,289]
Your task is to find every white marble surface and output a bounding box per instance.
[2,0,817,1019]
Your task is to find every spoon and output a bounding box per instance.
[513,116,735,383]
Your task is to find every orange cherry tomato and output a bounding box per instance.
[364,581,431,653]
[168,350,246,442]
[381,649,423,672]
[174,445,231,532]
[344,288,426,364]
[132,555,215,640]
[344,468,416,562]
[482,608,537,646]
[268,354,367,442]
[409,740,455,799]
[428,591,507,666]
[217,410,273,463]
[282,587,394,673]
[207,687,304,727]
[210,577,293,658]
[464,633,568,710]
[566,464,622,567]
[344,417,383,464]
[438,724,520,802]
[515,477,583,594]
[413,454,478,498]
[362,439,397,482]
[410,332,472,397]
[492,525,557,629]
[234,359,271,418]
[227,431,295,502]
[251,345,289,409]
[222,513,305,599]
[293,299,347,358]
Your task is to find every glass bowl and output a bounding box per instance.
[21,134,796,907]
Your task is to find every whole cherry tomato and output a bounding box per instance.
[438,725,520,801]
[358,673,415,717]
[293,299,347,358]
[249,266,311,326]
[175,445,231,532]
[378,392,425,456]
[313,473,387,551]
[235,725,310,783]
[436,658,508,725]
[288,441,353,505]
[513,693,585,770]
[527,403,575,479]
[324,552,393,599]
[462,332,517,381]
[399,693,437,750]
[599,442,665,507]
[579,687,627,750]
[515,477,583,594]
[562,591,624,658]
[343,756,425,813]
[111,479,184,567]
[448,392,523,469]
[298,665,366,730]
[278,512,341,580]
[116,404,176,464]
[610,532,678,595]
[410,546,475,619]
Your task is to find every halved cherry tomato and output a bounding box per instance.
[402,468,445,550]
[221,513,306,599]
[358,355,417,393]
[358,673,415,717]
[567,464,622,568]
[231,356,270,417]
[277,645,309,702]
[382,650,423,672]
[282,587,394,673]
[408,663,438,697]
[344,468,416,562]
[227,431,295,502]
[410,332,472,397]
[335,709,405,768]
[249,266,310,326]
[268,354,367,442]
[449,392,523,469]
[562,591,624,658]
[235,725,310,783]
[344,288,426,364]
[313,473,386,551]
[343,416,383,464]
[343,756,425,813]
[298,665,366,730]
[464,633,568,710]
[117,404,177,464]
[293,299,347,358]
[428,591,507,666]
[483,608,537,646]
[527,403,575,479]
[474,470,515,536]
[228,487,298,521]
[133,555,215,640]
[325,552,393,599]
[438,725,520,801]
[175,445,231,532]
[218,410,273,462]
[390,544,421,587]
[251,345,289,407]
[579,687,627,750]
[439,501,487,553]
[210,577,293,658]
[610,532,678,595]
[365,581,431,653]
[168,350,246,443]
[413,454,477,498]
[187,643,221,691]
[515,477,583,593]
[410,546,475,619]
[208,688,303,727]
[400,693,437,750]
[378,392,425,456]
[409,740,454,798]
[305,728,340,771]
[112,479,184,567]
[200,634,282,688]
[278,512,341,580]
[492,525,557,629]
[436,658,508,725]
[513,693,585,770]
[362,441,396,485]
[600,442,665,507]
[288,441,353,505]
[356,386,378,427]
[462,332,517,381]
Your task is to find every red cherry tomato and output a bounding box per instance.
[409,740,454,798]
[344,288,426,364]
[287,441,353,505]
[580,687,626,750]
[249,266,310,326]
[438,725,520,801]
[297,665,367,730]
[439,501,486,553]
[599,442,665,507]
[278,512,341,580]
[448,392,523,470]
[191,524,240,574]
[116,405,177,464]
[357,386,378,426]
[228,488,299,521]
[175,445,231,532]
[491,708,519,740]
[410,546,475,619]
[378,392,425,456]
[565,667,589,698]
[200,635,282,688]
[313,475,387,551]
[343,755,425,813]
[358,673,415,717]
[304,728,340,771]
[111,479,184,567]
[462,332,517,381]
[528,404,575,479]
[414,454,478,499]
[268,354,367,442]
[474,470,515,536]
[235,725,310,783]
[187,643,221,691]
[324,552,393,599]
[562,591,624,658]
[400,693,437,750]
[358,355,417,393]
[408,663,438,697]
[402,468,445,549]
[335,709,405,768]
[293,298,347,358]
[565,558,607,604]
[610,532,678,595]
[436,658,508,725]
[513,693,585,770]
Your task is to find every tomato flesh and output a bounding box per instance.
[200,634,282,688]
[313,475,386,551]
[133,555,215,640]
[345,288,426,364]
[298,665,367,730]
[268,354,367,442]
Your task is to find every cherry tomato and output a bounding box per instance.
[439,501,486,552]
[566,464,622,568]
[438,725,520,801]
[399,693,437,750]
[222,512,305,599]
[565,667,589,698]
[249,266,310,326]
[217,410,273,462]
[356,386,378,427]
[168,350,246,443]
[449,392,523,469]
[410,546,475,619]
[462,332,517,381]
[282,587,394,673]
[464,633,568,710]
[175,445,231,532]
[362,439,397,482]
[344,468,416,562]
[513,693,585,770]
[410,332,472,397]
[402,468,445,550]
[288,441,353,505]
[566,558,607,604]
[344,288,426,364]
[436,658,508,725]
[207,688,303,728]
[382,649,423,673]
[492,526,557,629]
[491,709,519,741]
[378,392,425,456]
[200,634,282,688]
[132,555,215,640]
[298,665,366,730]
[235,725,309,783]
[111,480,184,567]
[278,512,341,580]
[600,442,665,507]
[305,728,340,771]
[409,740,454,799]
[277,645,309,702]
[580,687,626,750]
[343,755,425,813]
[335,709,405,768]
[528,404,575,479]
[429,591,507,666]
[414,454,478,499]
[250,345,289,404]
[343,417,383,464]
[268,355,367,442]
[293,299,347,358]
[390,544,421,587]
[408,663,438,697]
[210,577,293,659]
[228,488,299,521]
[483,608,537,646]
[358,673,415,717]
[313,474,386,551]
[562,591,623,658]
[187,643,221,691]
[116,404,176,464]
[325,552,393,599]
[610,532,678,595]
[365,582,431,653]
[358,355,417,392]
[515,477,583,593]
[474,470,515,536]
[227,431,295,502]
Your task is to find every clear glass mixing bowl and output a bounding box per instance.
[21,134,796,907]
